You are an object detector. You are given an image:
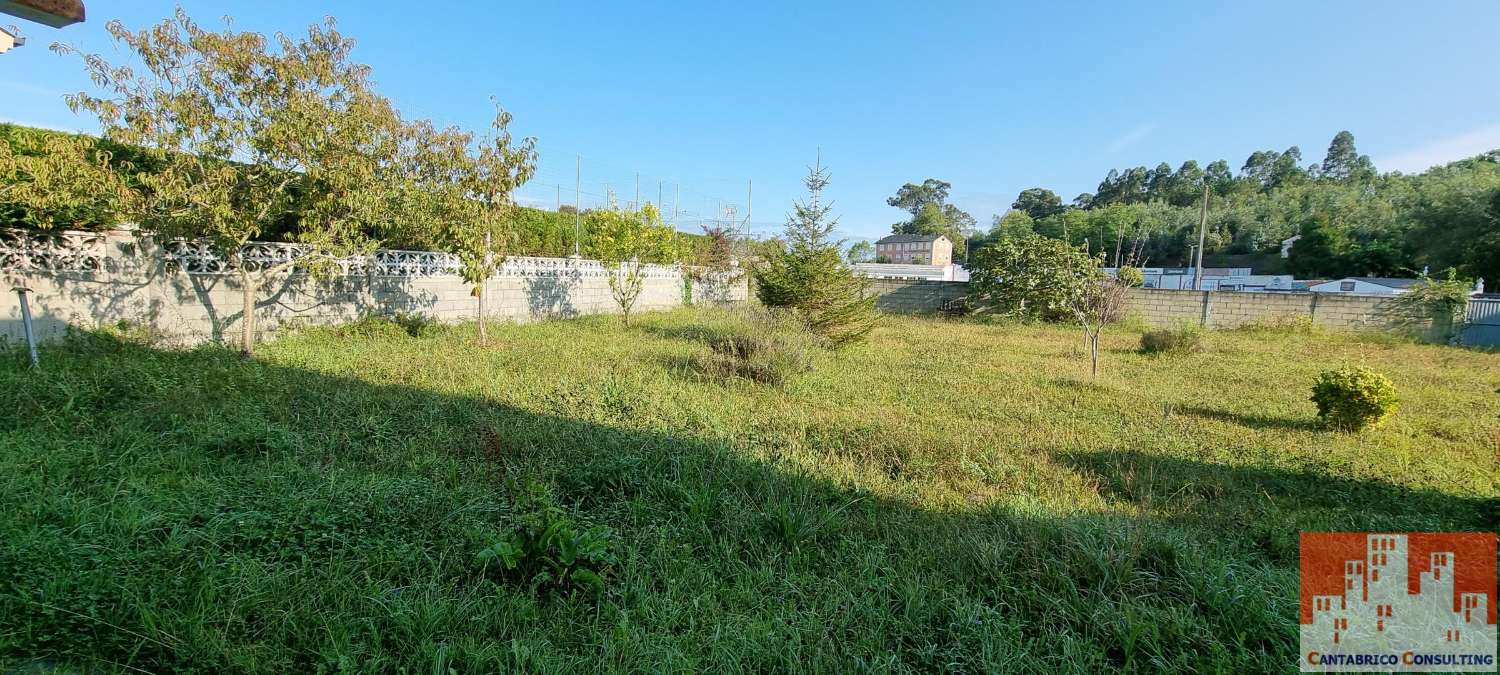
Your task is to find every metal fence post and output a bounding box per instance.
[14,285,39,368]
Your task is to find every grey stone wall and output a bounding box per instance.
[1,230,747,346]
[860,277,1400,330]
[1123,288,1398,329]
[867,279,967,313]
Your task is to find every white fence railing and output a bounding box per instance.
[2,228,683,279]
[0,229,108,272]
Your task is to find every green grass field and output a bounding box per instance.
[2,309,1496,673]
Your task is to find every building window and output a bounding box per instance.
[1339,281,1355,291]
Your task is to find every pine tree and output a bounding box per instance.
[753,156,877,347]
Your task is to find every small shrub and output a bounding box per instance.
[693,335,813,385]
[687,308,818,385]
[96,320,173,348]
[1230,315,1317,335]
[1140,325,1205,355]
[1310,367,1399,431]
[476,481,617,595]
[336,313,438,339]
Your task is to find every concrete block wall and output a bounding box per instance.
[858,277,1401,331]
[1,230,747,346]
[867,279,968,314]
[1124,288,1398,330]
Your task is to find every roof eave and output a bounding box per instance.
[0,0,85,28]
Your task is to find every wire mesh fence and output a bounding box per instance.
[509,143,789,244]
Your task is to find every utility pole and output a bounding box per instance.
[744,179,752,233]
[657,181,662,210]
[634,172,640,210]
[573,156,581,257]
[1192,183,1209,290]
[673,184,680,224]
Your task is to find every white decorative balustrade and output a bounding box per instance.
[0,229,107,272]
[3,228,686,280]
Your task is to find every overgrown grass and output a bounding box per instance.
[1,310,1495,672]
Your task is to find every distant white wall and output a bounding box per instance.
[1307,279,1408,296]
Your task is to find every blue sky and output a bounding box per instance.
[3,1,1499,243]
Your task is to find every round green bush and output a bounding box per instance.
[1310,367,1399,431]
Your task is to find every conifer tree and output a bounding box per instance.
[753,155,877,346]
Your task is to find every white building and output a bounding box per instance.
[874,233,953,265]
[1106,267,1296,292]
[1280,235,1301,259]
[0,25,25,54]
[851,263,969,282]
[1307,277,1421,296]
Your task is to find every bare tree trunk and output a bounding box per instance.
[1113,225,1124,267]
[1090,331,1100,380]
[479,230,491,345]
[477,285,487,345]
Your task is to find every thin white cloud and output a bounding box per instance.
[0,79,66,99]
[1105,124,1155,154]
[1376,123,1500,173]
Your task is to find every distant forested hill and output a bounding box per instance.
[990,131,1500,282]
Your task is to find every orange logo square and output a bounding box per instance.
[1300,532,1496,671]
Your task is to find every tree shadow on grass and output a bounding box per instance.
[1,331,1491,673]
[1058,449,1499,565]
[1178,404,1322,432]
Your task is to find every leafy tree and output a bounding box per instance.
[1385,269,1474,342]
[57,10,412,355]
[1287,214,1347,278]
[1169,160,1205,206]
[587,203,682,326]
[901,204,971,262]
[754,156,876,346]
[1268,146,1308,189]
[942,203,978,262]
[888,178,972,262]
[942,204,978,235]
[990,209,1035,240]
[1146,162,1174,200]
[1241,150,1280,188]
[696,223,737,271]
[1011,187,1065,220]
[1205,160,1235,196]
[846,240,874,264]
[886,178,951,216]
[1072,274,1131,380]
[409,104,537,345]
[0,131,135,230]
[968,234,1098,321]
[1319,130,1375,181]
